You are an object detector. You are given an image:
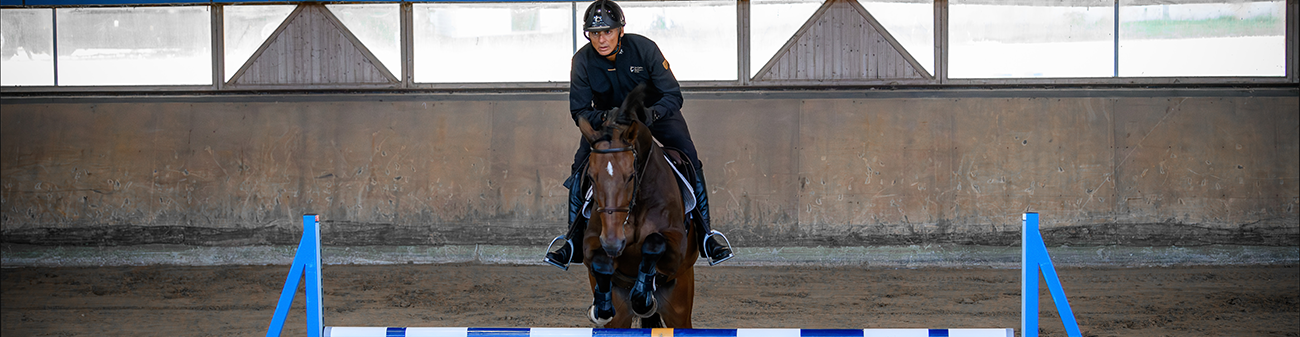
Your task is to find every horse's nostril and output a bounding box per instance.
[601,240,624,257]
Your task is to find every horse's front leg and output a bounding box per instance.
[630,232,665,317]
[587,252,616,325]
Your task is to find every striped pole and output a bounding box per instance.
[266,215,1033,336]
[322,328,1013,337]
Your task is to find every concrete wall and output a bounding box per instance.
[2,89,1296,247]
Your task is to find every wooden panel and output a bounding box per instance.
[755,0,927,82]
[230,4,397,86]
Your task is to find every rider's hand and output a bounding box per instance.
[645,109,662,128]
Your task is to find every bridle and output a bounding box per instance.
[590,143,649,220]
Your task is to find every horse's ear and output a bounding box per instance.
[621,116,640,144]
[577,115,599,143]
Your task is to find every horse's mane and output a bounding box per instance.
[594,83,658,173]
[596,83,654,149]
[610,83,649,127]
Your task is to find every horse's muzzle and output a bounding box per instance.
[601,238,625,258]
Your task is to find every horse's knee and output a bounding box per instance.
[590,253,614,275]
[642,233,666,255]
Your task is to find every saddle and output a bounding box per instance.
[581,147,696,219]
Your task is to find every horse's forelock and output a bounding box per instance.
[593,132,613,144]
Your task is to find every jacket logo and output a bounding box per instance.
[630,66,645,73]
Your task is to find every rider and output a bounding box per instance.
[545,0,734,269]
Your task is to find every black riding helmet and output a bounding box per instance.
[583,0,625,32]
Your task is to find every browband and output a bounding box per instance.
[592,147,634,154]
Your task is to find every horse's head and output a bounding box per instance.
[576,84,653,257]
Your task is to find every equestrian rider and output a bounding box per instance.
[545,0,734,269]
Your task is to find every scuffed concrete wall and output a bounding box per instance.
[2,89,1296,247]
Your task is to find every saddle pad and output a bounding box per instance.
[582,154,695,219]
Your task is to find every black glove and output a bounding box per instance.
[645,108,663,128]
[576,108,609,126]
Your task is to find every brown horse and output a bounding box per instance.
[575,84,699,328]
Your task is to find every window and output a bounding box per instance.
[413,2,574,83]
[751,0,823,78]
[1,0,1293,87]
[859,0,934,75]
[1119,0,1285,77]
[57,6,211,85]
[327,3,401,76]
[620,0,737,81]
[224,5,296,82]
[950,0,1114,78]
[1,8,54,86]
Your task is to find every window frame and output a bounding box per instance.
[0,0,1294,93]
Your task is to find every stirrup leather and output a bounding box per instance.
[543,235,571,271]
[703,230,735,266]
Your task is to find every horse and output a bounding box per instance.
[575,84,700,328]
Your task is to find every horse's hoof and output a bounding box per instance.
[588,305,613,326]
[631,295,658,318]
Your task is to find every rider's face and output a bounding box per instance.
[587,28,622,57]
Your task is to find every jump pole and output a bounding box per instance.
[267,213,1083,337]
[322,328,1010,337]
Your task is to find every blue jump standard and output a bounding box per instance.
[268,213,1079,337]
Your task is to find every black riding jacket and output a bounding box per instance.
[570,33,683,124]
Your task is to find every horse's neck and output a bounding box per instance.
[633,127,665,178]
[633,130,675,198]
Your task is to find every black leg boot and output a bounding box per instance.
[693,167,734,266]
[630,233,665,317]
[588,253,616,325]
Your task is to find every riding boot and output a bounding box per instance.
[588,254,615,325]
[545,170,588,270]
[693,167,734,266]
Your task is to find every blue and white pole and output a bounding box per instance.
[321,328,1012,337]
[265,215,1046,337]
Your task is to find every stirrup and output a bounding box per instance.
[703,230,735,266]
[543,235,571,271]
